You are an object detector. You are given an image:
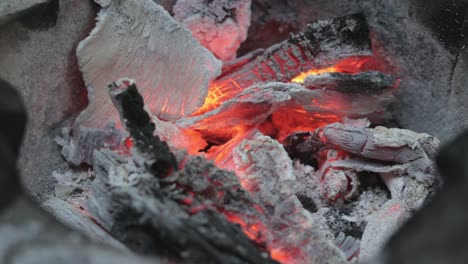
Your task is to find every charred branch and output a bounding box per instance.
[197,14,373,112]
[84,78,279,264]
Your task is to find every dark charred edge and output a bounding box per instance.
[108,79,178,177]
[0,79,27,211]
[254,13,373,81]
[106,79,279,264]
[282,131,323,166]
[216,13,373,96]
[17,0,60,30]
[304,71,397,95]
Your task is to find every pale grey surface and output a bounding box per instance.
[0,0,96,199]
[76,0,222,130]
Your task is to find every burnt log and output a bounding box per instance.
[177,81,395,143]
[84,78,279,264]
[196,14,373,113]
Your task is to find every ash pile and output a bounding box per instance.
[46,0,442,263]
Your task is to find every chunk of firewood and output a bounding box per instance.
[233,134,348,264]
[174,0,252,61]
[304,71,397,94]
[76,0,221,132]
[177,81,395,141]
[84,78,278,264]
[291,123,439,211]
[197,14,373,111]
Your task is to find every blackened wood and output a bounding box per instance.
[108,79,178,177]
[105,79,278,264]
[304,71,397,94]
[203,14,373,109]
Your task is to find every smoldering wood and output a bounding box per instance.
[304,71,397,94]
[173,0,252,61]
[75,0,222,132]
[177,81,395,141]
[84,78,279,264]
[286,122,439,211]
[201,14,373,108]
[233,134,348,264]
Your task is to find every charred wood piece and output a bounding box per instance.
[108,79,178,177]
[84,79,279,264]
[178,82,395,142]
[304,71,397,94]
[200,14,373,110]
[233,134,348,264]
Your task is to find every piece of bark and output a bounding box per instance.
[76,0,222,131]
[195,14,373,113]
[84,78,278,264]
[304,71,397,94]
[174,0,252,61]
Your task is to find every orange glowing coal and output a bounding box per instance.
[181,56,377,263]
[292,57,375,83]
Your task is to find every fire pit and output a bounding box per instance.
[0,0,467,263]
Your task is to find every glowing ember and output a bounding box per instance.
[292,57,375,83]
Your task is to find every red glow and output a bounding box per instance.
[291,57,375,83]
[177,56,385,263]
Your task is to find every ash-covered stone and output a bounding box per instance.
[174,0,252,61]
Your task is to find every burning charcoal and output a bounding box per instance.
[303,71,397,94]
[233,134,348,264]
[174,0,252,61]
[178,81,395,143]
[83,78,279,263]
[75,0,222,132]
[195,14,373,114]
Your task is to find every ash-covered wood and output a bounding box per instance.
[233,134,348,263]
[304,71,397,94]
[199,14,373,109]
[283,122,440,262]
[84,79,278,264]
[174,0,252,61]
[76,0,221,131]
